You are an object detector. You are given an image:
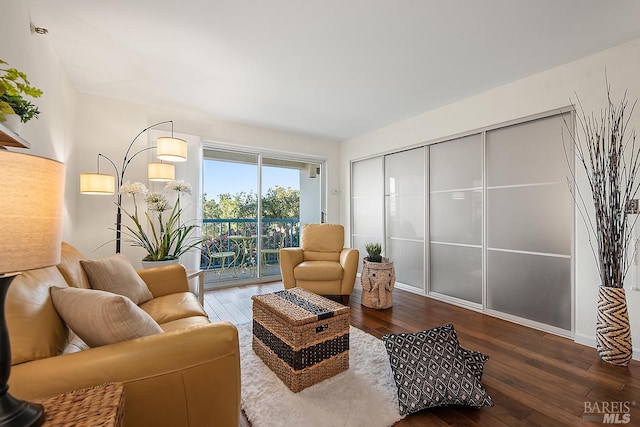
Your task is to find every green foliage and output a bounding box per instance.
[203,185,300,219]
[1,94,40,123]
[365,242,382,258]
[262,186,300,218]
[0,59,42,123]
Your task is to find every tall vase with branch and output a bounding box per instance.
[566,83,638,366]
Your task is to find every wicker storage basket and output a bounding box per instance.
[34,382,125,427]
[252,288,350,392]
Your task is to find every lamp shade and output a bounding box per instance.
[156,136,187,162]
[80,173,115,194]
[148,162,175,181]
[0,150,64,273]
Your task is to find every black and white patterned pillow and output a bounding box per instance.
[382,324,493,415]
[447,325,489,381]
[459,347,489,381]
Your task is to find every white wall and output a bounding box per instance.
[74,94,340,267]
[340,38,640,359]
[4,1,340,271]
[2,0,78,243]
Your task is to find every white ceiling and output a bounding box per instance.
[27,0,640,141]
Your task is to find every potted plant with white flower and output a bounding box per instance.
[119,179,203,267]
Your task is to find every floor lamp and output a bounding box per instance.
[0,150,64,426]
[79,120,187,253]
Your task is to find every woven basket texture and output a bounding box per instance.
[34,382,125,427]
[596,286,633,366]
[252,287,349,326]
[253,336,349,392]
[252,288,350,392]
[361,258,395,309]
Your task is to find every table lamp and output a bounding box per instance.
[0,150,64,426]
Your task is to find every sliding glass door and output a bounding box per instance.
[202,148,322,287]
[351,157,384,274]
[485,113,573,331]
[429,134,483,306]
[260,157,321,278]
[385,148,426,291]
[351,110,574,335]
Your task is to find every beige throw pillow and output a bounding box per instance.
[50,287,163,348]
[80,254,153,304]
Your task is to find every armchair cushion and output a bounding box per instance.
[294,261,344,281]
[301,223,344,252]
[50,287,163,348]
[80,254,153,304]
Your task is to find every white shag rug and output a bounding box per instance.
[239,323,404,427]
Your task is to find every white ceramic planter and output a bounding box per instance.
[140,258,180,269]
[2,114,21,134]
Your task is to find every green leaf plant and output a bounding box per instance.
[0,59,43,123]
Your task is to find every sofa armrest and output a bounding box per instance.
[280,248,304,289]
[10,322,240,427]
[340,248,360,295]
[137,264,190,297]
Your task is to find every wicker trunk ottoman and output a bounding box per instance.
[252,287,350,392]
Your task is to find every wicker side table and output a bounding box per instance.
[34,382,125,427]
[361,258,395,309]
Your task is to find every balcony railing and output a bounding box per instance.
[200,218,300,271]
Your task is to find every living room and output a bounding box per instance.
[2,1,640,426]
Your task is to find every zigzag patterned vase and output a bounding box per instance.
[596,286,632,366]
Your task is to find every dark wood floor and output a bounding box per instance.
[204,283,640,426]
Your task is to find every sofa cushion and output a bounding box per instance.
[139,292,207,324]
[294,261,344,281]
[50,287,163,348]
[6,267,69,365]
[382,324,493,416]
[80,254,153,304]
[56,242,91,289]
[159,316,211,333]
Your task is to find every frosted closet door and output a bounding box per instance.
[352,157,384,273]
[385,148,425,290]
[429,134,482,304]
[486,113,572,331]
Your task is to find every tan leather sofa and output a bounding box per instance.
[280,223,359,304]
[6,243,240,427]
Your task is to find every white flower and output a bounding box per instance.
[166,179,191,195]
[120,181,148,196]
[145,192,170,212]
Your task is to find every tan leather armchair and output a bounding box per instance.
[279,224,359,304]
